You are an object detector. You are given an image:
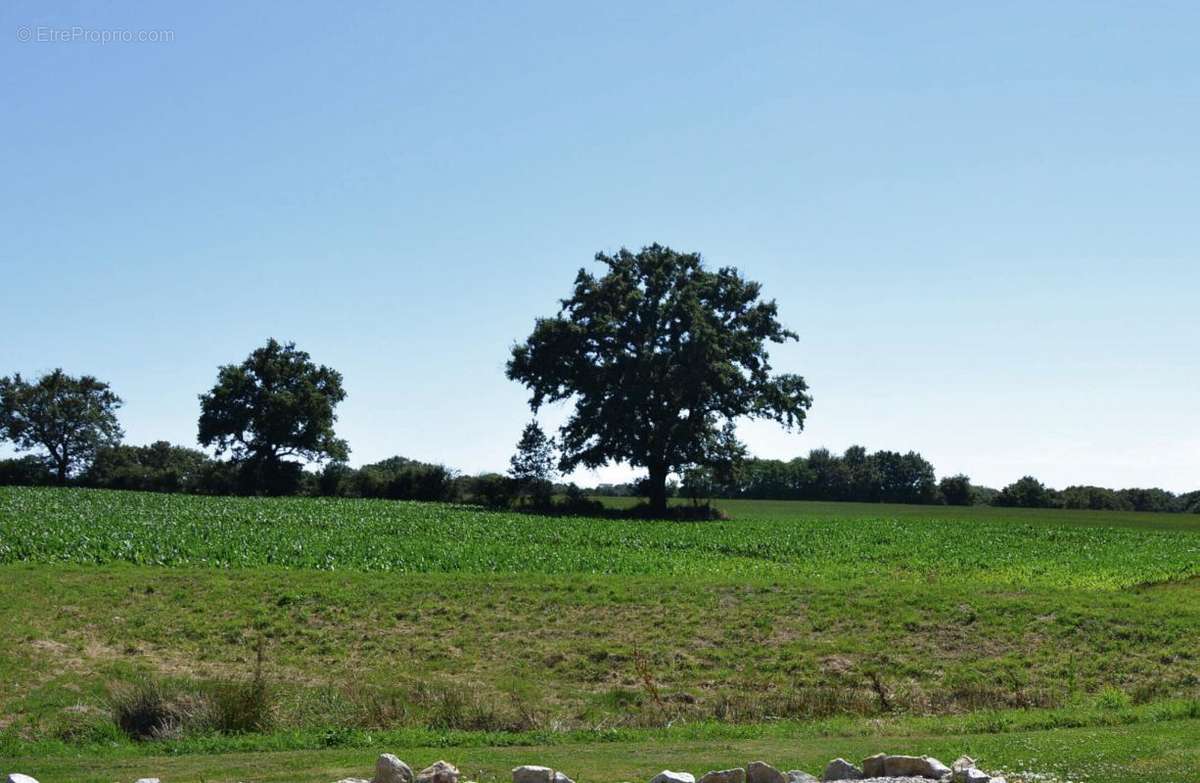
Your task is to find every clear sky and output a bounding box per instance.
[2,2,1197,492]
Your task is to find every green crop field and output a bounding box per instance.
[2,486,1199,782]
[3,488,1198,586]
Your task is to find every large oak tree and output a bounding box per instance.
[0,369,124,484]
[507,244,811,515]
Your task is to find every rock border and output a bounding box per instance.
[3,751,1013,783]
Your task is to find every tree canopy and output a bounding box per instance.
[198,339,348,493]
[995,475,1055,508]
[0,369,123,483]
[507,244,811,514]
[509,420,557,506]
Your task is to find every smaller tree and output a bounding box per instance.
[509,421,556,507]
[870,450,937,504]
[469,472,518,509]
[0,369,123,484]
[938,474,973,506]
[198,339,348,495]
[993,475,1055,508]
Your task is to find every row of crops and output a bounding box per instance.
[1,487,1197,589]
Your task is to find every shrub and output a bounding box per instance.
[1096,687,1133,711]
[465,472,517,509]
[51,706,125,744]
[110,679,202,741]
[1060,485,1133,511]
[206,637,274,733]
[316,462,355,496]
[1118,487,1179,513]
[938,474,973,506]
[556,483,605,515]
[84,441,214,493]
[994,476,1056,508]
[625,501,726,520]
[206,678,273,733]
[0,456,53,486]
[193,459,240,495]
[405,678,538,732]
[235,457,305,496]
[343,457,459,502]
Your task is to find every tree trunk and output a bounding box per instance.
[647,463,669,517]
[56,460,68,485]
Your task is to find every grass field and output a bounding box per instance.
[1,487,1198,782]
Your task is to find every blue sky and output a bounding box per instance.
[2,1,1197,492]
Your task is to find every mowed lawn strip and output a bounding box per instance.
[5,718,1200,783]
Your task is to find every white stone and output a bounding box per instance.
[922,757,951,779]
[374,756,414,783]
[952,769,990,783]
[820,759,863,781]
[746,762,785,783]
[553,772,575,783]
[416,761,460,783]
[699,769,745,783]
[874,755,950,779]
[786,772,818,783]
[860,755,887,778]
[513,767,555,783]
[133,779,161,783]
[951,757,975,773]
[650,772,696,783]
[8,776,40,783]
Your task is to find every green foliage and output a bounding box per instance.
[508,244,810,513]
[207,641,274,734]
[720,447,939,505]
[0,369,123,483]
[339,456,459,502]
[463,472,518,509]
[83,441,216,493]
[994,475,1056,508]
[509,421,556,507]
[938,474,973,506]
[1,488,1198,773]
[198,339,348,494]
[3,487,1197,589]
[1118,487,1180,513]
[109,673,274,741]
[872,450,937,504]
[110,679,202,741]
[0,455,54,486]
[1060,485,1133,511]
[970,484,1000,505]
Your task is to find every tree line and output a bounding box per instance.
[593,449,1200,513]
[2,244,1196,515]
[0,343,595,512]
[2,371,1194,514]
